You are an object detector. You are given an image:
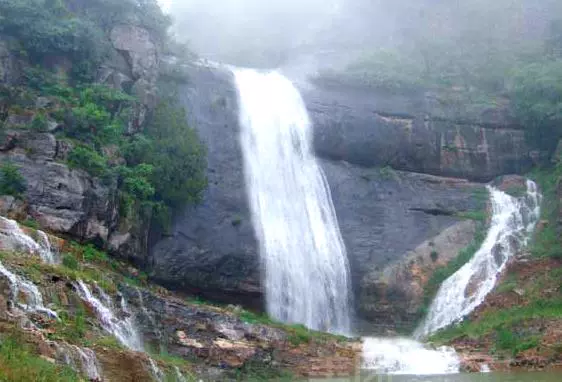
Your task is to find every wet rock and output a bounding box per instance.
[149,63,483,325]
[359,219,478,331]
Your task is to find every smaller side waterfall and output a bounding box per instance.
[75,280,144,351]
[416,180,541,336]
[74,280,167,380]
[54,343,102,381]
[362,338,460,375]
[0,261,58,319]
[0,216,56,264]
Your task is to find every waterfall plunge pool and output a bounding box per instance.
[309,372,562,382]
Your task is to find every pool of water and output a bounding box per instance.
[309,371,562,382]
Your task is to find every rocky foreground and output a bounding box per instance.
[0,217,361,381]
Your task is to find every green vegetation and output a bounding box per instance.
[0,162,26,198]
[124,100,207,218]
[429,297,562,356]
[2,68,206,226]
[455,210,487,222]
[0,335,81,382]
[529,165,562,259]
[0,0,170,81]
[233,360,293,382]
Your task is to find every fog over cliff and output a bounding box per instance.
[160,0,559,71]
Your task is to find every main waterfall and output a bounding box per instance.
[234,69,352,333]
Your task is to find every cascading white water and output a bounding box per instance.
[54,343,102,381]
[0,261,58,319]
[362,338,460,375]
[74,281,167,380]
[234,68,352,333]
[416,180,541,337]
[0,216,56,264]
[75,280,144,351]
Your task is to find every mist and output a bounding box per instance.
[164,0,561,75]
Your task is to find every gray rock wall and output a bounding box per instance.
[149,64,486,327]
[305,83,532,182]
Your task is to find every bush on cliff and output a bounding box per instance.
[0,162,26,198]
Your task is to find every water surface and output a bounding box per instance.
[311,372,562,382]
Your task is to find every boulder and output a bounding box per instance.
[358,219,478,332]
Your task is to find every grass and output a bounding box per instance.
[455,210,487,222]
[429,298,562,346]
[529,165,562,259]
[0,335,81,382]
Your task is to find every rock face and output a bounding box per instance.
[149,63,262,307]
[304,83,532,182]
[0,36,20,84]
[0,130,117,244]
[149,64,486,327]
[358,220,478,333]
[121,286,361,378]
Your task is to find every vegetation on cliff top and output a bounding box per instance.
[0,0,207,227]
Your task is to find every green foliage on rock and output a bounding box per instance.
[530,165,562,259]
[0,0,108,80]
[67,146,109,178]
[0,162,26,197]
[124,100,207,220]
[510,60,562,153]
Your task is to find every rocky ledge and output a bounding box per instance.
[0,216,361,381]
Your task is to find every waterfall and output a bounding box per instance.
[74,281,168,380]
[362,338,460,375]
[54,343,102,381]
[0,261,58,320]
[234,68,352,333]
[74,280,144,351]
[416,180,541,337]
[0,216,56,264]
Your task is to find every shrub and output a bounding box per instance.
[67,146,108,178]
[509,60,562,153]
[62,254,79,270]
[30,112,48,131]
[0,162,26,197]
[0,0,108,80]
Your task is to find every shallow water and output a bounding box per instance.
[310,372,562,382]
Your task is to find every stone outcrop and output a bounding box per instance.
[358,220,478,332]
[0,130,117,244]
[304,82,532,182]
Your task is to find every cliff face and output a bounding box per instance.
[0,21,160,264]
[305,81,532,182]
[1,4,538,330]
[148,63,516,329]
